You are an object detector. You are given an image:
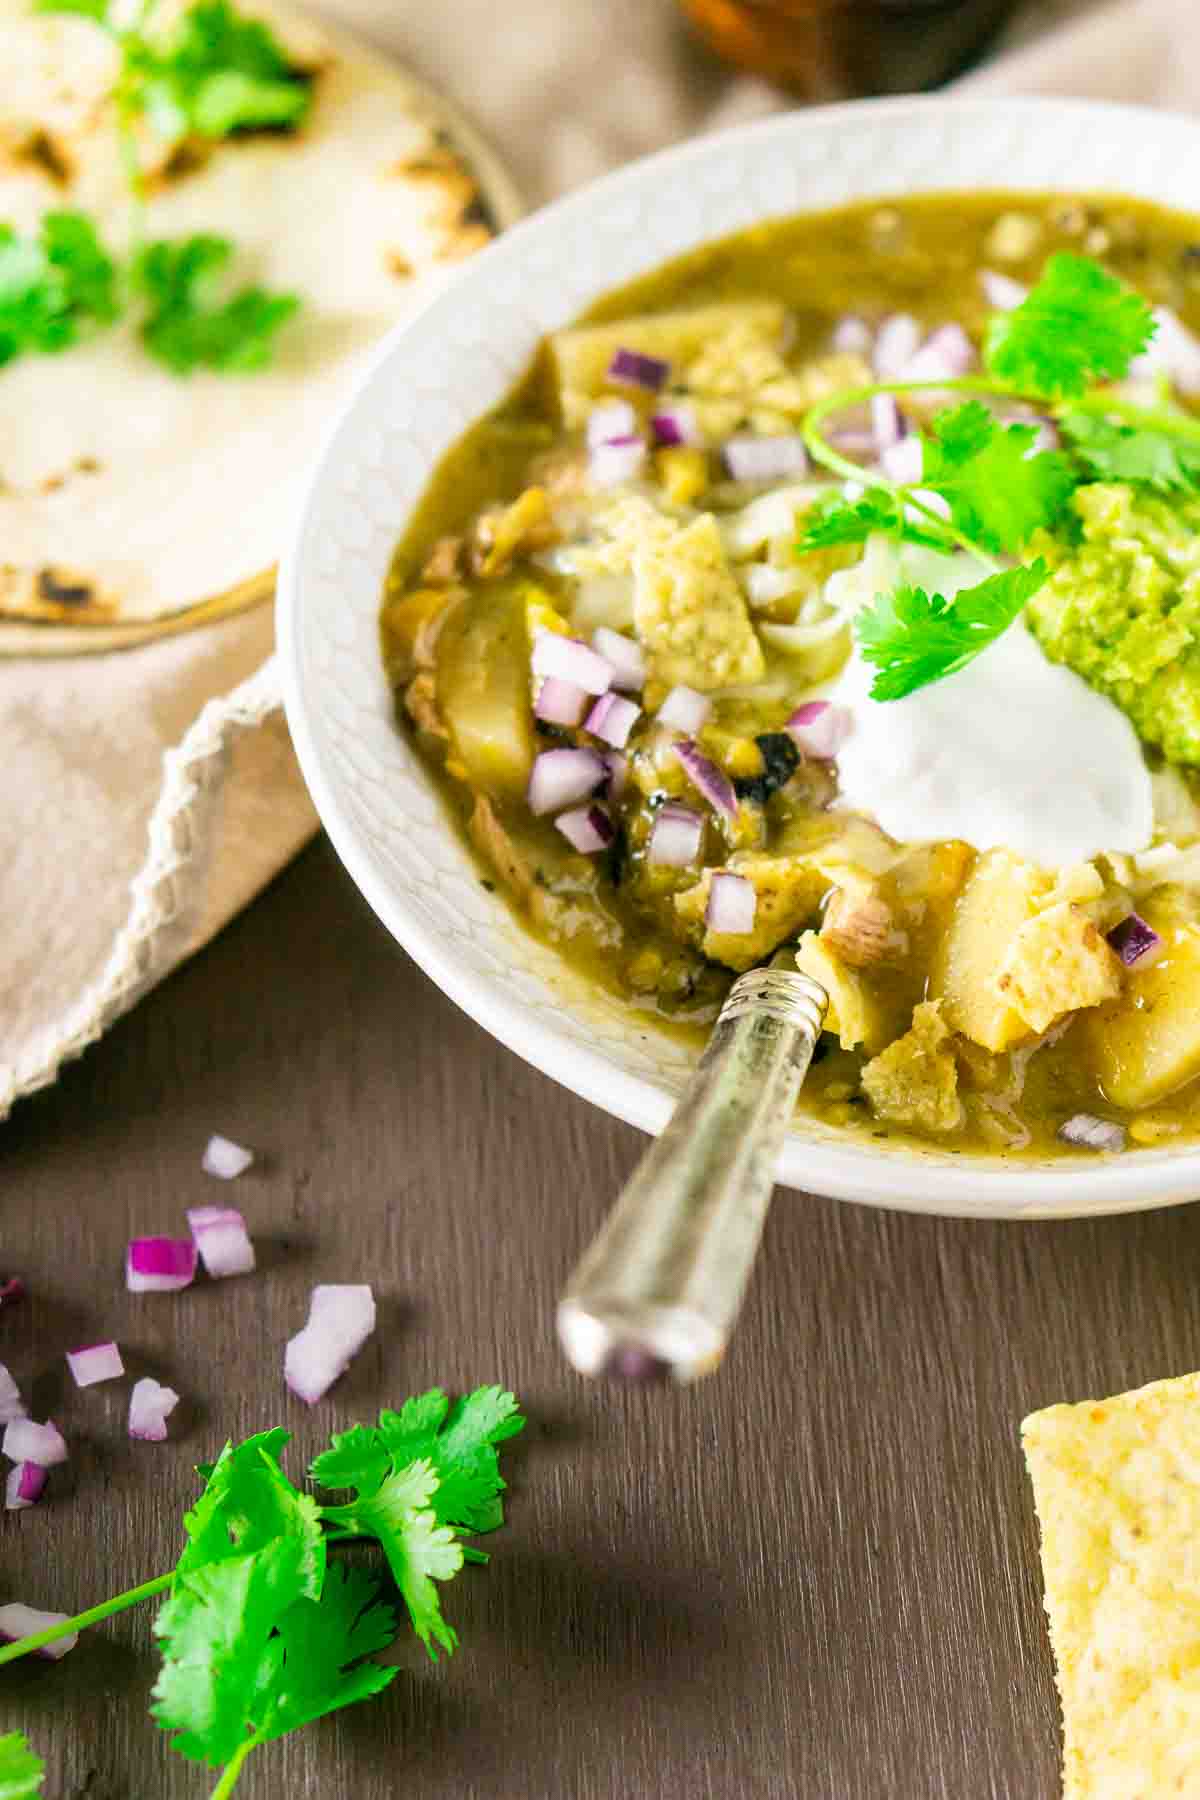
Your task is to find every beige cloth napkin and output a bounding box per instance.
[1,0,1190,1118]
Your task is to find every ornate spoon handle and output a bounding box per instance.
[557,967,828,1382]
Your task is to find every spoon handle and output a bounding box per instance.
[557,967,828,1383]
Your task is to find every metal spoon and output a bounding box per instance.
[557,952,828,1383]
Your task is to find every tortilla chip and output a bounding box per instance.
[0,0,521,653]
[1023,1370,1200,1798]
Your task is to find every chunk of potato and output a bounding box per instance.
[929,849,1041,1053]
[548,301,788,429]
[1082,895,1200,1108]
[436,580,535,801]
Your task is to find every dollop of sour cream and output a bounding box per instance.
[826,542,1154,868]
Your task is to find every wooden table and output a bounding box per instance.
[6,834,1200,1798]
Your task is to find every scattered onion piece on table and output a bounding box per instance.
[0,1277,25,1305]
[128,1378,181,1442]
[2,1418,67,1467]
[126,1236,197,1293]
[0,1603,77,1659]
[707,872,757,936]
[657,685,711,734]
[66,1342,124,1388]
[5,1461,47,1511]
[1106,912,1163,969]
[1058,1113,1127,1153]
[285,1284,376,1406]
[0,1363,26,1425]
[187,1205,257,1278]
[787,701,852,761]
[201,1134,254,1180]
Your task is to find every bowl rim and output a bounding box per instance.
[278,90,1200,1221]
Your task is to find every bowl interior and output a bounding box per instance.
[278,94,1200,1220]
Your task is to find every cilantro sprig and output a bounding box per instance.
[799,251,1200,699]
[0,1387,524,1798]
[5,0,308,377]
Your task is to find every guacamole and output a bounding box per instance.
[1028,483,1200,765]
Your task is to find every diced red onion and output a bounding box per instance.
[128,1377,181,1442]
[0,1364,26,1426]
[898,323,975,390]
[1106,912,1163,969]
[66,1342,124,1389]
[601,750,628,801]
[826,425,878,457]
[126,1237,197,1294]
[535,676,589,727]
[651,402,702,448]
[674,741,738,821]
[648,802,703,868]
[1129,306,1200,396]
[556,803,615,854]
[586,398,638,448]
[592,626,645,692]
[531,632,614,696]
[585,691,640,749]
[0,1604,77,1659]
[5,1462,47,1511]
[981,269,1028,312]
[285,1284,376,1406]
[787,700,852,760]
[874,313,921,379]
[589,435,647,489]
[201,1134,254,1180]
[871,393,903,452]
[723,435,808,484]
[0,1278,25,1306]
[188,1206,256,1279]
[527,746,606,815]
[3,1418,67,1468]
[657,685,711,734]
[832,315,873,355]
[607,346,669,392]
[881,435,922,485]
[1058,1113,1127,1153]
[706,872,757,936]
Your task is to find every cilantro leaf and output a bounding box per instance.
[985,252,1155,399]
[137,0,312,142]
[255,1564,398,1743]
[920,401,1077,554]
[134,233,299,373]
[152,1536,314,1767]
[855,561,1049,701]
[0,211,120,365]
[795,486,953,555]
[178,1431,325,1601]
[321,1458,464,1660]
[31,0,108,19]
[1059,409,1200,493]
[0,1732,45,1799]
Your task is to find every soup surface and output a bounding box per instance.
[381,192,1200,1159]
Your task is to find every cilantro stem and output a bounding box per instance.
[209,1733,262,1800]
[0,1571,173,1665]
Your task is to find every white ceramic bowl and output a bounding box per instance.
[279,93,1200,1221]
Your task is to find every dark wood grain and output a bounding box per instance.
[5,834,1200,1798]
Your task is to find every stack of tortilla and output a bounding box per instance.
[0,0,521,652]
